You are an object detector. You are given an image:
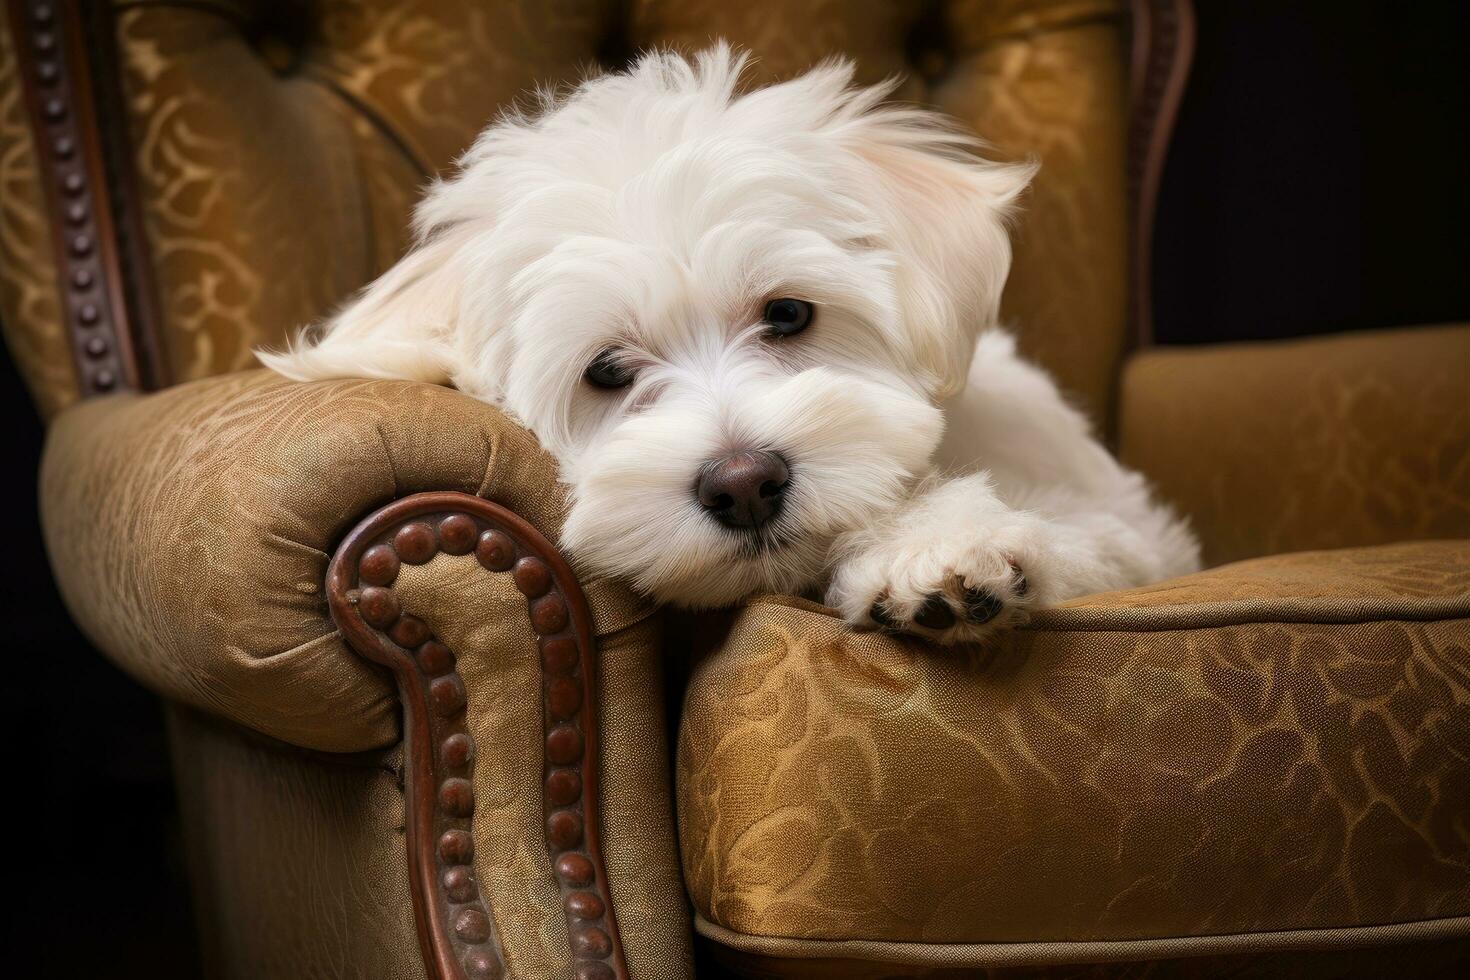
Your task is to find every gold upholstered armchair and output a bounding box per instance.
[3,2,1468,978]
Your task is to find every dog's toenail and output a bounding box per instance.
[964,588,1005,624]
[869,602,898,629]
[914,595,955,630]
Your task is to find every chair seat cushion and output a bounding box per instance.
[677,541,1470,975]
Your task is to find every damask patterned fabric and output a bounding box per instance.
[1120,324,1470,565]
[41,368,690,978]
[703,930,1470,979]
[91,0,1128,421]
[168,708,428,980]
[40,369,653,751]
[678,540,1470,962]
[395,558,691,980]
[0,14,76,417]
[15,4,1469,976]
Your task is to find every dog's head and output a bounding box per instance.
[262,45,1032,606]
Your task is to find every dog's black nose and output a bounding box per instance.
[697,451,790,530]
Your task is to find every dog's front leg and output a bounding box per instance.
[825,471,1179,644]
[824,331,1200,645]
[825,473,1055,643]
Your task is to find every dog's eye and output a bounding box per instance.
[763,298,814,336]
[584,348,636,389]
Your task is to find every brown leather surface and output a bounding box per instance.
[394,554,690,980]
[40,369,651,752]
[1120,324,1470,566]
[167,706,427,980]
[0,9,77,418]
[678,541,1470,955]
[76,0,1124,420]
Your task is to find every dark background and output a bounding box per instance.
[2,1,1466,976]
[1153,0,1470,344]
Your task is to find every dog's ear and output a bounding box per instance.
[839,100,1035,399]
[257,212,472,385]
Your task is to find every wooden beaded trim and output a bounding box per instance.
[1127,0,1196,347]
[328,492,628,980]
[5,0,164,394]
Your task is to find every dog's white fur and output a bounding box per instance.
[260,45,1199,643]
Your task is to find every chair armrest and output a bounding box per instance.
[1118,324,1470,565]
[41,369,691,977]
[39,369,592,751]
[680,542,1470,968]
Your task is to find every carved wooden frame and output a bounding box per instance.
[5,0,164,394]
[1127,0,1196,347]
[328,492,628,980]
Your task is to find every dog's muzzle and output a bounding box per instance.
[696,450,790,531]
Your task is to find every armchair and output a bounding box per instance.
[3,1,1466,978]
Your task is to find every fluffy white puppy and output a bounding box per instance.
[261,45,1199,644]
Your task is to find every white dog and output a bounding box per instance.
[261,45,1199,644]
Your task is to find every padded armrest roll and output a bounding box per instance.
[1119,324,1470,566]
[39,369,647,751]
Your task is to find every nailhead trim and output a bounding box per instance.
[328,493,628,980]
[5,0,160,393]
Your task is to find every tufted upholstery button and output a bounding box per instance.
[357,586,400,628]
[571,924,612,957]
[358,543,399,585]
[443,866,478,903]
[438,829,473,865]
[429,675,466,716]
[529,594,569,635]
[464,950,501,978]
[913,48,950,81]
[453,907,492,943]
[555,852,594,887]
[546,724,583,765]
[546,676,581,719]
[439,777,474,817]
[437,513,477,554]
[253,35,299,75]
[575,962,615,980]
[388,614,430,648]
[540,636,578,674]
[441,733,474,768]
[394,522,437,564]
[547,809,583,850]
[546,768,581,807]
[416,640,454,675]
[566,890,604,920]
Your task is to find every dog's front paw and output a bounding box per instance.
[827,523,1040,644]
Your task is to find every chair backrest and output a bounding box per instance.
[2,0,1167,426]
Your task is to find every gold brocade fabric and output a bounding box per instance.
[396,557,690,980]
[679,540,1470,947]
[0,16,75,417]
[40,368,685,978]
[1121,324,1470,565]
[167,708,428,980]
[39,369,651,751]
[0,0,1130,425]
